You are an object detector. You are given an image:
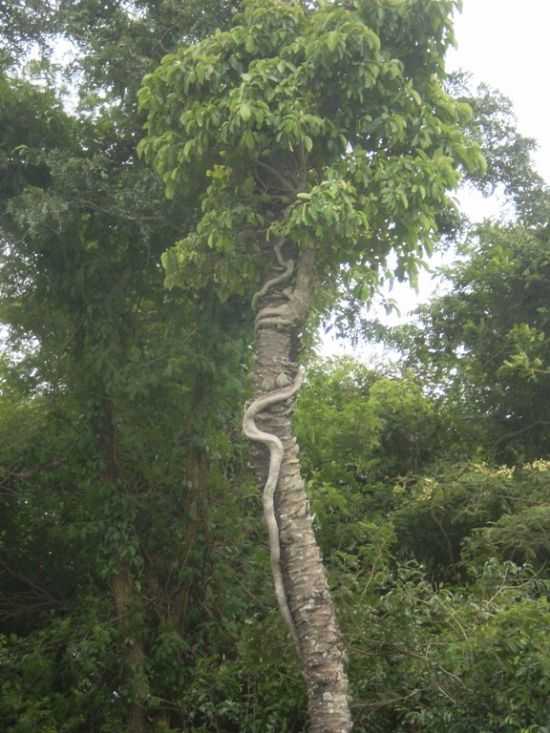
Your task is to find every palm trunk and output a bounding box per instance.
[248,248,353,732]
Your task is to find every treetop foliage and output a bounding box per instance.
[0,0,57,66]
[138,0,484,302]
[448,74,550,226]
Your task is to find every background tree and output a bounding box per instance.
[1,3,253,731]
[413,223,550,463]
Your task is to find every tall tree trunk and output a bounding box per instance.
[98,398,148,733]
[144,440,211,731]
[246,247,353,732]
[111,562,147,733]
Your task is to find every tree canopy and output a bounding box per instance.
[139,0,483,305]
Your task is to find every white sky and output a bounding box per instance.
[323,0,550,355]
[418,0,550,296]
[450,0,550,184]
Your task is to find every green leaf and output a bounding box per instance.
[239,102,252,121]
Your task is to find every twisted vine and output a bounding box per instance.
[243,366,305,650]
[251,238,294,314]
[244,238,303,649]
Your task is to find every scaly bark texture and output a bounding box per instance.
[249,247,353,733]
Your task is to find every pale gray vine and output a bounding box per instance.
[242,365,305,650]
[251,238,294,313]
[244,238,303,650]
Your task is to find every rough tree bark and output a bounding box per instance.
[245,245,353,732]
[98,399,147,733]
[111,562,147,733]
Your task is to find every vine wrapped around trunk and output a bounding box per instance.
[243,363,305,650]
[244,242,353,732]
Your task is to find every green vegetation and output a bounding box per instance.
[2,1,550,731]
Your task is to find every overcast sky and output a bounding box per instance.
[324,0,550,354]
[450,0,550,183]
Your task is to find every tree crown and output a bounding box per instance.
[138,0,484,302]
